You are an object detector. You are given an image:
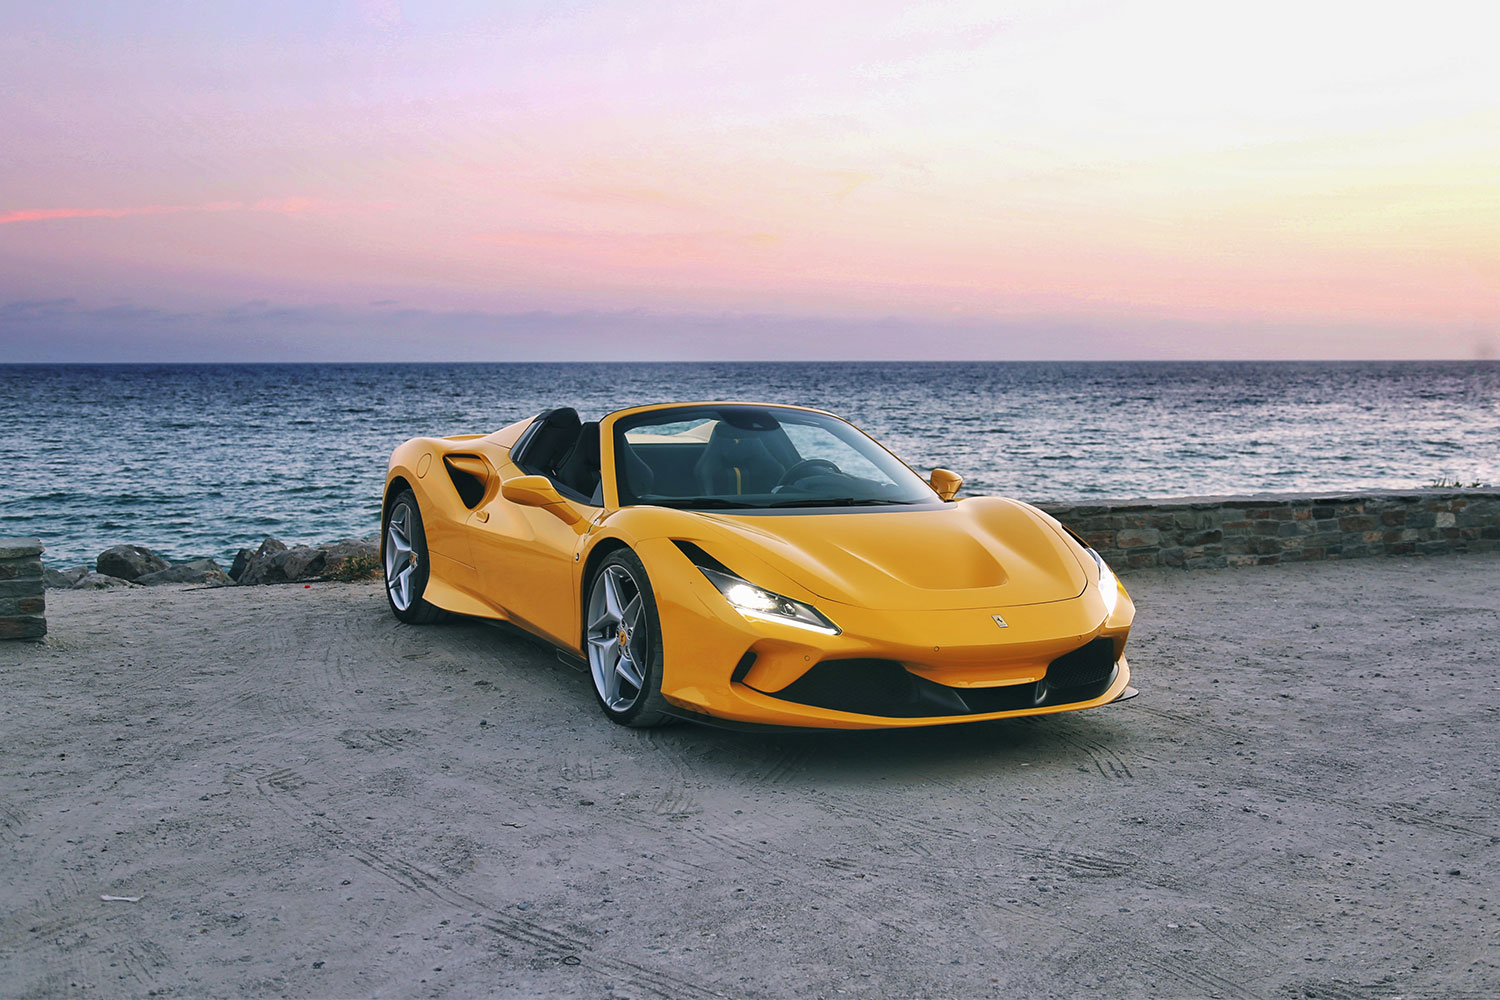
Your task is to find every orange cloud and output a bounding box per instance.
[0,204,200,225]
[0,197,344,227]
[825,170,875,200]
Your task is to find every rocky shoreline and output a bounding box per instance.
[43,537,380,591]
[38,487,1500,590]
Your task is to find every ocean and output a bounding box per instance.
[2,361,1496,569]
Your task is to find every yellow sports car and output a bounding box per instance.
[382,402,1135,730]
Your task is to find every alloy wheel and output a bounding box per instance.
[385,504,417,611]
[586,564,649,711]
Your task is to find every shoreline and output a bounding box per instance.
[10,361,1497,571]
[40,536,381,591]
[34,487,1500,589]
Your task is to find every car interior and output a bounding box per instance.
[514,406,814,503]
[512,405,913,507]
[629,420,802,497]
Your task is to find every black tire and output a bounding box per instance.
[583,549,677,728]
[382,489,448,624]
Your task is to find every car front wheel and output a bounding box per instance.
[584,550,674,727]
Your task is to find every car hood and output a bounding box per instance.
[693,497,1088,611]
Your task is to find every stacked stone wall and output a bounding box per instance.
[1036,490,1500,571]
[0,538,46,639]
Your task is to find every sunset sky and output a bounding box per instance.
[3,1,1497,360]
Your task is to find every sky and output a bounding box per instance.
[2,0,1497,361]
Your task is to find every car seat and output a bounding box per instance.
[693,422,786,495]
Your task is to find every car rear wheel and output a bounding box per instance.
[585,550,675,727]
[383,489,447,624]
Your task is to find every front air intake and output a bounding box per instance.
[771,659,971,717]
[1045,637,1117,691]
[750,642,1121,719]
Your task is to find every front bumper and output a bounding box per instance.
[650,550,1137,731]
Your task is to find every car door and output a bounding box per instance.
[466,460,597,650]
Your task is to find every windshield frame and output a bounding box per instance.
[604,402,942,512]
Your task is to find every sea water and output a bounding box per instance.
[2,361,1496,567]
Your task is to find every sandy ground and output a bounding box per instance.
[2,556,1498,1000]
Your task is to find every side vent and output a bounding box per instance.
[444,454,491,509]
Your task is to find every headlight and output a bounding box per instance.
[1086,548,1120,618]
[699,567,841,635]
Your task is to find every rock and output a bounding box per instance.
[234,538,290,586]
[72,572,140,590]
[0,537,44,560]
[235,536,379,584]
[137,559,232,587]
[0,616,46,639]
[43,566,89,590]
[279,545,326,582]
[1115,527,1161,548]
[281,539,378,581]
[320,538,380,581]
[96,544,170,581]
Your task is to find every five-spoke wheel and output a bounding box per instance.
[585,550,672,726]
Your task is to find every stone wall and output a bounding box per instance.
[0,538,46,639]
[1036,490,1500,571]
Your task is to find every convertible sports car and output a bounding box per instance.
[381,402,1135,730]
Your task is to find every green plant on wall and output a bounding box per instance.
[330,553,381,582]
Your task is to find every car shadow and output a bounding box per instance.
[674,708,1142,786]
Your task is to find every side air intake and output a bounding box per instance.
[444,455,491,509]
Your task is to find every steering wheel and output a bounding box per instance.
[776,458,842,488]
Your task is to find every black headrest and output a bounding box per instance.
[534,406,581,437]
[518,407,582,473]
[562,420,599,463]
[702,421,777,461]
[554,421,601,497]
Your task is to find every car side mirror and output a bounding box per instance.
[929,468,962,501]
[500,475,583,524]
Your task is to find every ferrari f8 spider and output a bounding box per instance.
[382,402,1135,729]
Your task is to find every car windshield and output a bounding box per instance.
[612,405,938,510]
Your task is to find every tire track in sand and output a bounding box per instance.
[251,764,725,1000]
[2,878,171,997]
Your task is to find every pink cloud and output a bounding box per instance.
[540,183,704,214]
[468,229,785,279]
[474,229,779,256]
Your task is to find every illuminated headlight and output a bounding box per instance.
[1087,549,1120,618]
[699,568,841,635]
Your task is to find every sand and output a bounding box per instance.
[2,555,1498,999]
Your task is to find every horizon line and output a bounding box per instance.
[2,358,1497,366]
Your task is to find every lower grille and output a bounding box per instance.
[759,644,1119,719]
